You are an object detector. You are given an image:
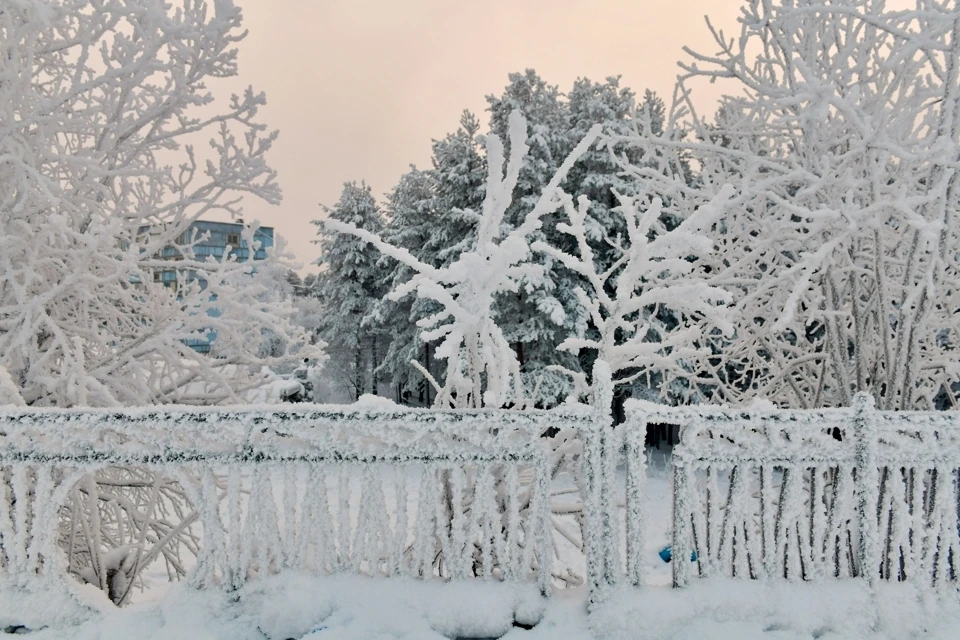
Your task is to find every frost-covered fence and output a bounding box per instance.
[0,405,595,617]
[627,395,960,590]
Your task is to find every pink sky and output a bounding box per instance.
[220,1,745,271]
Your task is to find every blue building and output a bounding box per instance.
[141,220,274,353]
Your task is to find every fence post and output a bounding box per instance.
[853,393,879,587]
[584,360,618,608]
[672,459,692,588]
[625,415,646,587]
[582,415,606,607]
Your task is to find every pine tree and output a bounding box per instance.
[312,182,387,400]
[368,114,488,405]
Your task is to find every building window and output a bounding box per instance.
[226,233,240,247]
[153,271,162,282]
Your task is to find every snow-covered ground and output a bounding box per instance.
[18,571,960,639]
[8,457,960,639]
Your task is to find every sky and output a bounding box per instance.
[218,1,745,272]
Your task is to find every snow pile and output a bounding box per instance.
[593,580,960,640]
[17,574,549,640]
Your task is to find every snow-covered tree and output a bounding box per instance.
[0,0,318,407]
[312,181,387,400]
[563,83,687,408]
[613,0,960,410]
[326,113,602,409]
[428,111,487,267]
[0,0,320,605]
[565,78,651,252]
[533,186,736,404]
[485,71,582,404]
[374,167,442,403]
[372,112,487,405]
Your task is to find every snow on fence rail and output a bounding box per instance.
[0,404,596,620]
[626,394,960,590]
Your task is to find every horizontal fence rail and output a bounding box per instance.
[626,394,960,590]
[0,405,597,620]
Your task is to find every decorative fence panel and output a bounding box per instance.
[626,394,960,590]
[0,405,596,621]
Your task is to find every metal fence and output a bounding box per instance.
[626,394,960,590]
[0,405,597,621]
[5,396,959,623]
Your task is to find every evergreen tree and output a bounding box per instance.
[312,182,387,400]
[427,110,487,267]
[313,73,693,411]
[371,113,487,405]
[374,167,441,403]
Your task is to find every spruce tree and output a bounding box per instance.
[312,182,387,400]
[428,110,487,267]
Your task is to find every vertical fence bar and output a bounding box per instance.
[854,393,879,588]
[672,460,693,588]
[625,416,646,587]
[532,451,552,597]
[0,466,13,576]
[582,416,607,606]
[601,426,621,587]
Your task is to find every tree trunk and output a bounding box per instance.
[423,343,431,406]
[354,344,363,401]
[371,336,378,396]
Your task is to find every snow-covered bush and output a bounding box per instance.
[59,468,200,606]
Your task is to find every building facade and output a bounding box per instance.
[141,220,274,353]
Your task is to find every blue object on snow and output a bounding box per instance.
[658,545,697,563]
